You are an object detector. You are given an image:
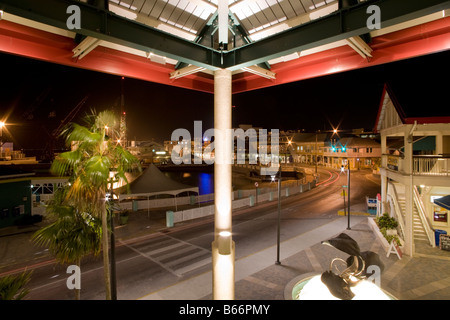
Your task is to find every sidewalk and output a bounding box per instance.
[137,215,450,300]
[2,204,450,300]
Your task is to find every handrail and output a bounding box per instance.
[413,156,450,176]
[383,154,450,176]
[413,186,435,247]
[387,182,405,240]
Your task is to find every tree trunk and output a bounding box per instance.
[101,199,111,300]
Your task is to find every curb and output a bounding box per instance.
[337,210,375,216]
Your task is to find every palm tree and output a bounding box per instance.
[50,110,140,300]
[0,271,32,300]
[32,186,102,300]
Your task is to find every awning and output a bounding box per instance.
[434,195,450,211]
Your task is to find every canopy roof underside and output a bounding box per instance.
[0,0,449,93]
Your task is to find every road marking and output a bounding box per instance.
[173,257,211,275]
[123,234,212,277]
[121,240,181,277]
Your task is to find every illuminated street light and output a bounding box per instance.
[0,121,5,143]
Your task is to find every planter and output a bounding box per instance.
[368,217,404,251]
[368,217,390,250]
[119,211,129,225]
[386,229,397,236]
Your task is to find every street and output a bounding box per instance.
[21,168,380,300]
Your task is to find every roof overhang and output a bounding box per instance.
[374,83,450,133]
[0,0,449,93]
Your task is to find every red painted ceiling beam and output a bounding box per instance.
[0,17,449,95]
[0,20,214,93]
[232,17,450,93]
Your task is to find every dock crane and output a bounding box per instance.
[42,95,89,162]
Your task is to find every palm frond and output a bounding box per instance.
[0,271,33,300]
[66,123,102,147]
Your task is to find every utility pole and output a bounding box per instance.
[315,132,318,175]
[276,167,282,265]
[347,167,351,230]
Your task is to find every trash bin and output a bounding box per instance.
[435,229,447,247]
[132,200,138,212]
[166,210,174,228]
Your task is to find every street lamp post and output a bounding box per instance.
[315,132,318,175]
[109,190,117,300]
[276,167,281,265]
[0,121,4,140]
[347,167,351,230]
[0,121,5,154]
[340,165,351,230]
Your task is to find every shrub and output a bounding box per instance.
[379,227,401,246]
[376,213,398,230]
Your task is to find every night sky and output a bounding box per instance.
[0,49,449,152]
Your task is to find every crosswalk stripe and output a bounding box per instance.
[165,250,210,268]
[124,234,212,276]
[158,247,199,262]
[174,257,211,275]
[146,242,187,257]
[132,238,176,252]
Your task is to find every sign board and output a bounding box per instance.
[440,234,450,251]
[367,198,377,207]
[387,240,402,259]
[254,182,259,188]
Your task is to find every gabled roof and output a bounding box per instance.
[374,82,450,133]
[291,132,328,143]
[337,136,380,148]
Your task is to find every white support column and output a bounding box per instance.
[404,126,414,256]
[212,68,234,300]
[380,133,388,215]
[381,134,387,168]
[380,173,388,215]
[436,132,443,155]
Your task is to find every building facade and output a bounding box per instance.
[290,132,381,170]
[375,84,450,256]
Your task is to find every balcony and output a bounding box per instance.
[413,155,450,176]
[383,154,450,176]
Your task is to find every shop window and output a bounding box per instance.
[432,196,448,223]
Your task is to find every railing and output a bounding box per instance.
[413,155,450,176]
[387,182,406,240]
[413,185,435,247]
[383,154,450,176]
